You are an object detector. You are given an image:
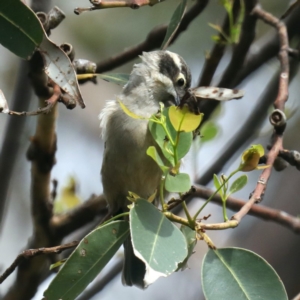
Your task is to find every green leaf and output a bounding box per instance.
[44,221,129,300]
[177,226,197,270]
[98,73,130,86]
[149,119,174,166]
[166,108,193,161]
[161,0,187,50]
[213,174,221,190]
[201,121,219,143]
[169,105,203,132]
[229,175,248,195]
[130,199,187,286]
[146,146,169,174]
[165,172,191,193]
[0,0,43,59]
[213,174,224,199]
[213,172,222,191]
[176,130,192,160]
[202,248,288,300]
[149,108,192,166]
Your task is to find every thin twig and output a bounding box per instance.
[193,185,300,233]
[8,80,61,116]
[75,0,164,14]
[167,186,196,210]
[0,241,78,284]
[96,0,209,73]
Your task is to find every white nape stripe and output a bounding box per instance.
[166,51,182,71]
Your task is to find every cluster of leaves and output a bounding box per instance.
[43,103,287,299]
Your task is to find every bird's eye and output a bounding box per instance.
[176,75,186,87]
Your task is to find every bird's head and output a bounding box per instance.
[123,51,191,109]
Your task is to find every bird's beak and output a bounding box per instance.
[174,94,180,106]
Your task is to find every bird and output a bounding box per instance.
[99,50,191,288]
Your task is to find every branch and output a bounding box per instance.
[96,0,209,73]
[193,185,300,233]
[51,195,108,239]
[8,80,60,116]
[0,241,78,284]
[252,6,289,111]
[227,5,290,226]
[75,0,164,14]
[3,10,60,298]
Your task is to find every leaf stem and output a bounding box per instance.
[181,200,194,227]
[160,177,166,211]
[164,212,190,227]
[193,169,239,220]
[222,200,229,221]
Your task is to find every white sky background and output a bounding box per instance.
[0,0,299,299]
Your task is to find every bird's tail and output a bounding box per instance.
[122,235,146,289]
